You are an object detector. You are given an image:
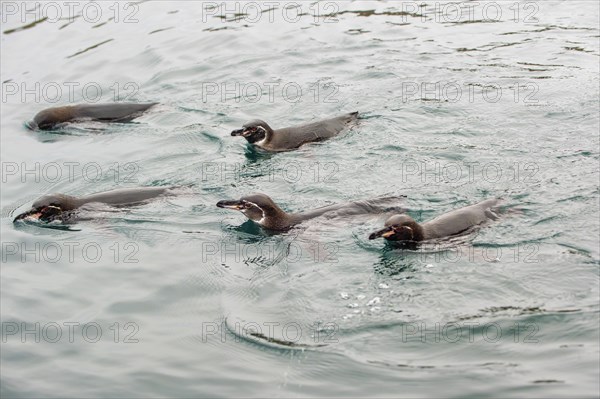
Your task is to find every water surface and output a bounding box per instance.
[1,1,599,397]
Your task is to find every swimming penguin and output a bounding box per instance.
[28,102,157,130]
[13,186,173,223]
[230,112,358,151]
[368,199,503,248]
[216,193,405,231]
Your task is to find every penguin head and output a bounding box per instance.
[217,193,285,224]
[29,107,72,130]
[231,120,272,144]
[368,214,424,242]
[13,193,76,223]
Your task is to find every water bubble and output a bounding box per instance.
[367,297,381,306]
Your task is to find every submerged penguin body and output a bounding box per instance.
[217,193,406,231]
[231,112,358,151]
[13,187,172,223]
[369,199,503,246]
[29,103,157,130]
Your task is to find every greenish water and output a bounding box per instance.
[1,1,599,397]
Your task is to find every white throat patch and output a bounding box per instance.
[254,127,268,147]
[241,201,266,225]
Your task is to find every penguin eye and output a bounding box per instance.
[41,205,61,215]
[389,225,411,240]
[399,226,413,240]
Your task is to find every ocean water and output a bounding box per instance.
[1,1,599,397]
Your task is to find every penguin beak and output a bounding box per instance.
[25,120,39,130]
[13,209,42,223]
[231,128,246,137]
[13,205,62,223]
[368,226,396,240]
[216,199,245,210]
